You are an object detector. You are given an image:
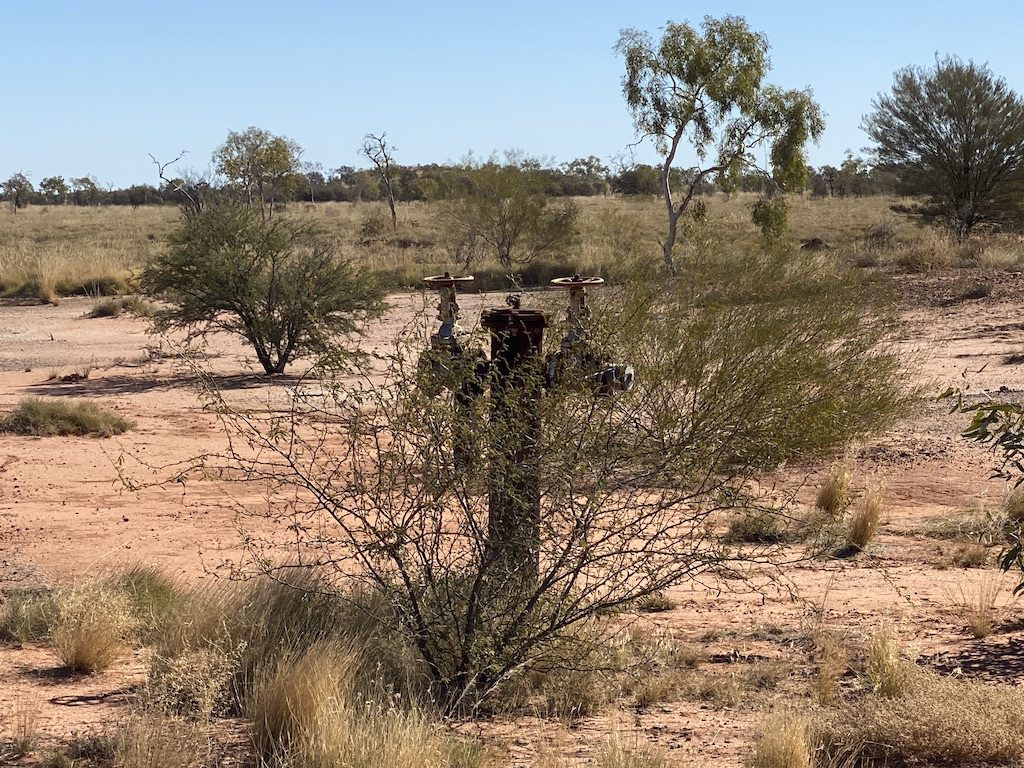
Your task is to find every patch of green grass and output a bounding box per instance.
[0,397,134,437]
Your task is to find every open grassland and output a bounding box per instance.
[5,194,1024,300]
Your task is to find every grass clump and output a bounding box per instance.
[249,641,480,768]
[1004,484,1024,528]
[105,565,184,642]
[0,588,58,643]
[87,295,154,319]
[725,508,787,544]
[864,623,912,698]
[809,630,849,705]
[109,713,208,768]
[595,735,670,768]
[0,397,134,437]
[949,574,1016,639]
[951,542,989,568]
[153,570,424,717]
[815,464,852,518]
[748,710,813,768]
[52,584,136,673]
[822,667,1024,766]
[4,698,40,758]
[845,486,884,551]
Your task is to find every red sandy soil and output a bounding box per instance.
[2,276,1024,765]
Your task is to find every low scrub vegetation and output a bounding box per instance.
[0,397,133,437]
[51,584,135,673]
[948,574,1016,639]
[822,665,1024,765]
[87,295,154,318]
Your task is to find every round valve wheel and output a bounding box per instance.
[423,273,475,288]
[550,275,604,288]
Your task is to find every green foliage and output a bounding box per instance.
[438,162,578,273]
[0,397,133,437]
[39,175,69,204]
[141,205,385,374]
[616,15,823,265]
[2,173,34,211]
[751,197,789,243]
[865,56,1024,236]
[213,240,910,713]
[213,126,303,212]
[944,390,1024,589]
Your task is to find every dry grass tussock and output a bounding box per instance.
[0,397,134,437]
[822,665,1024,765]
[249,642,483,768]
[1,566,182,675]
[2,698,40,759]
[87,295,155,319]
[817,622,1024,765]
[1004,483,1024,527]
[809,629,849,705]
[845,486,884,551]
[594,734,672,768]
[110,712,209,768]
[51,583,137,673]
[947,572,1017,638]
[864,623,912,698]
[815,465,852,518]
[748,710,814,768]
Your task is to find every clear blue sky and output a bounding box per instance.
[4,0,1024,187]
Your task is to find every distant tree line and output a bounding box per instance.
[1,150,900,212]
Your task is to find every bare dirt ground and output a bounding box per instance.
[2,275,1024,765]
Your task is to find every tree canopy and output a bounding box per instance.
[213,127,303,215]
[864,56,1024,237]
[142,205,384,374]
[616,16,823,266]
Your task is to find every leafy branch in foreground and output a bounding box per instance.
[943,388,1024,586]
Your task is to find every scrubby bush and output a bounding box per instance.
[0,397,133,437]
[141,204,385,374]
[863,220,897,250]
[87,296,154,319]
[822,666,1024,765]
[187,241,910,712]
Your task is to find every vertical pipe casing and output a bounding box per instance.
[480,308,547,583]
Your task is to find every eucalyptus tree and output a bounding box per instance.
[616,16,824,267]
[213,127,303,217]
[2,173,33,212]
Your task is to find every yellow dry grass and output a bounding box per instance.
[748,711,813,768]
[3,193,999,299]
[845,486,885,551]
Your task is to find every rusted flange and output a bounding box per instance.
[480,308,548,334]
